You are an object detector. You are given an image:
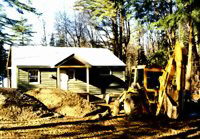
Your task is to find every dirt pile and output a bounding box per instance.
[25,88,97,117]
[0,88,51,121]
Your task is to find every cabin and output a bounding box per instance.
[7,46,126,94]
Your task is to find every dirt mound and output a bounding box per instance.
[0,88,51,121]
[25,88,97,117]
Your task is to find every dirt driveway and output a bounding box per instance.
[0,115,199,138]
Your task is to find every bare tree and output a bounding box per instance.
[54,11,103,48]
[41,19,47,46]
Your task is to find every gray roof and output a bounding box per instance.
[10,46,125,68]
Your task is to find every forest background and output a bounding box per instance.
[0,0,199,90]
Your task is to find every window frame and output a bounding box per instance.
[28,69,40,84]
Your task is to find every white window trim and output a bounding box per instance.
[28,69,40,84]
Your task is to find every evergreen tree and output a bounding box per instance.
[56,34,65,47]
[49,33,55,46]
[0,41,7,77]
[133,0,200,92]
[0,0,38,45]
[11,17,35,46]
[0,0,38,77]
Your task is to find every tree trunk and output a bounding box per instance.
[192,26,199,62]
[123,20,130,62]
[185,20,193,91]
[119,13,123,60]
[112,18,119,57]
[168,0,175,48]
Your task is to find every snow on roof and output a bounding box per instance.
[11,46,125,67]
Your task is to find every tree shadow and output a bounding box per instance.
[0,117,115,131]
[18,80,36,92]
[160,127,200,138]
[0,113,199,138]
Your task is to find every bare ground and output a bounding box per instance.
[0,115,199,138]
[0,88,199,138]
[25,88,97,117]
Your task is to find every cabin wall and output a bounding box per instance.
[112,71,125,81]
[68,77,124,94]
[18,68,29,83]
[40,70,57,88]
[68,79,101,94]
[17,67,125,94]
[17,68,57,90]
[67,68,125,94]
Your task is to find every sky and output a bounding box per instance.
[4,0,76,45]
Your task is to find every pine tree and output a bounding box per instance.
[11,17,35,46]
[0,41,7,77]
[49,33,55,46]
[0,0,38,45]
[0,0,38,77]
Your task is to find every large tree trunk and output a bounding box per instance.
[123,20,130,62]
[168,0,175,48]
[119,13,123,61]
[112,18,119,57]
[185,20,193,91]
[192,26,199,62]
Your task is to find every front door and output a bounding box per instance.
[60,70,68,90]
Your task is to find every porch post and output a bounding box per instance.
[7,68,11,88]
[57,67,60,88]
[11,66,17,88]
[86,67,89,93]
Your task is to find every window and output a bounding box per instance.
[98,68,110,76]
[67,70,75,80]
[146,71,162,89]
[29,70,40,84]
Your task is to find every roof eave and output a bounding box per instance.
[17,65,53,68]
